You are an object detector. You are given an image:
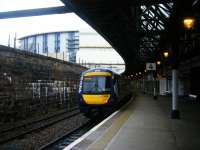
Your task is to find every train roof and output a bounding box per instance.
[82,68,120,76]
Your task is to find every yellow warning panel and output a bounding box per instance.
[83,94,111,104]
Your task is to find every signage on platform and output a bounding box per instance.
[146,63,156,70]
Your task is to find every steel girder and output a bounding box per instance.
[2,0,197,74]
[137,3,173,64]
[0,6,72,19]
[58,0,176,74]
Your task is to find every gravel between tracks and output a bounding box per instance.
[0,113,89,150]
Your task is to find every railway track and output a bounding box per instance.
[0,108,80,144]
[41,95,134,150]
[40,115,106,150]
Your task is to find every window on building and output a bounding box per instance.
[67,31,79,63]
[24,38,28,50]
[33,36,36,53]
[55,32,60,53]
[43,34,48,53]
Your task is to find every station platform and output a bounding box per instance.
[67,94,200,150]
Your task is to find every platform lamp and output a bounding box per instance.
[156,60,162,80]
[183,17,195,41]
[156,60,161,65]
[131,74,133,80]
[183,17,195,30]
[163,51,169,59]
[161,50,170,77]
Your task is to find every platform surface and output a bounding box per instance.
[70,95,200,150]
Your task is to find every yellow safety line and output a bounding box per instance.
[88,97,136,150]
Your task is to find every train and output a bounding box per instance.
[78,68,132,117]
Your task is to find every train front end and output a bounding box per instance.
[79,69,115,117]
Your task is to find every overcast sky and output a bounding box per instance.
[0,0,95,46]
[0,0,125,70]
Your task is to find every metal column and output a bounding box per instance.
[171,69,180,119]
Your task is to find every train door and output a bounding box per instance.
[113,76,119,99]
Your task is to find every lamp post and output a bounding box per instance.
[171,17,195,119]
[183,18,195,41]
[169,18,194,119]
[161,50,170,77]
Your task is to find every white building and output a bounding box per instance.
[19,30,125,73]
[77,31,125,73]
[19,31,79,63]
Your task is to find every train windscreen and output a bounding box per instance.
[82,76,111,93]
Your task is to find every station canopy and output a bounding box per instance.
[0,0,199,75]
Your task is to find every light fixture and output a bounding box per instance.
[183,18,195,30]
[139,72,141,75]
[163,51,169,58]
[156,61,161,65]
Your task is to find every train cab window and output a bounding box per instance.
[82,76,111,93]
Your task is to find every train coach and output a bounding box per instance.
[78,68,132,117]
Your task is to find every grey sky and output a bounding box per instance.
[0,0,125,69]
[0,0,94,46]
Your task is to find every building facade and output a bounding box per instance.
[77,31,125,73]
[19,31,79,63]
[19,30,125,73]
